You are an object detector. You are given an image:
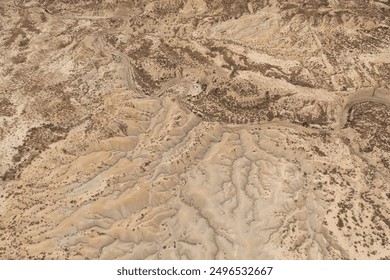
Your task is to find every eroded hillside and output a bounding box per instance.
[1,0,389,259]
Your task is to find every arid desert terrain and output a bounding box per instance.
[1,0,390,259]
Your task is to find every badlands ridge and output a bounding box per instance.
[0,0,390,259]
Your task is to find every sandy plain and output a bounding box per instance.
[0,0,390,259]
